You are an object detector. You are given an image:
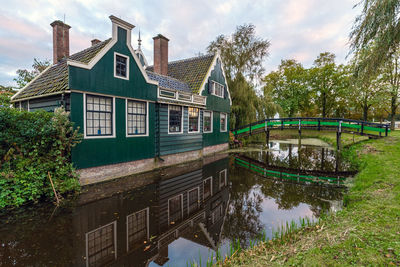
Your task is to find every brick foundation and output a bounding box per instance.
[78,143,229,185]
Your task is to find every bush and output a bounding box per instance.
[0,107,82,208]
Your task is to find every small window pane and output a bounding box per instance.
[188,107,199,132]
[116,55,127,78]
[86,95,113,137]
[127,100,147,135]
[203,111,212,132]
[169,105,182,133]
[220,113,227,132]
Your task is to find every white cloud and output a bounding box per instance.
[0,0,361,85]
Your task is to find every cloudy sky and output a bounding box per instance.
[0,0,361,86]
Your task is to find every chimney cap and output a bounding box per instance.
[91,39,101,46]
[50,20,71,29]
[153,34,169,41]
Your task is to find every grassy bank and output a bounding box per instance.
[221,131,400,266]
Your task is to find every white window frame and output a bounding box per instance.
[114,52,129,80]
[203,110,213,133]
[126,207,149,252]
[219,169,227,189]
[188,107,200,134]
[168,194,184,225]
[125,99,149,137]
[211,81,225,98]
[187,187,200,215]
[202,176,213,201]
[83,93,116,139]
[168,104,184,134]
[220,112,227,132]
[85,221,117,267]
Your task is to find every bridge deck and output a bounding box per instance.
[232,118,390,138]
[234,155,351,186]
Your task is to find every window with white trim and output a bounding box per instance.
[220,113,227,132]
[127,100,146,135]
[211,81,224,98]
[203,111,212,133]
[188,107,199,133]
[86,95,113,136]
[169,105,183,133]
[115,53,129,79]
[86,222,116,267]
[127,209,148,251]
[188,188,200,214]
[219,169,227,189]
[203,177,212,200]
[168,195,183,225]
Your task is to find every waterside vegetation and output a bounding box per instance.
[218,131,400,266]
[0,107,81,209]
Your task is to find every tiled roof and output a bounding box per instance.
[146,70,191,92]
[147,54,215,94]
[12,39,111,101]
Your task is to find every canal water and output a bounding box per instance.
[0,139,352,267]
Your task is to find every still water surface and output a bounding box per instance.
[0,139,351,267]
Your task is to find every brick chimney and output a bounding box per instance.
[91,39,101,46]
[50,20,71,64]
[153,34,169,75]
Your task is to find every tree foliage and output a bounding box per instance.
[208,24,270,128]
[350,0,400,78]
[0,85,16,107]
[0,107,82,208]
[14,58,50,89]
[263,59,310,117]
[309,52,350,118]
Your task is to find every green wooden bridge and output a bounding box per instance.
[234,155,355,186]
[232,117,391,150]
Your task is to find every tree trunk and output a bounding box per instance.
[363,105,369,121]
[391,95,397,130]
[322,92,326,117]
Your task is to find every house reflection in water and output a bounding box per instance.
[74,156,230,267]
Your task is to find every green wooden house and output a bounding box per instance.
[11,15,231,184]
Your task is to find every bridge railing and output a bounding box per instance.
[232,117,391,137]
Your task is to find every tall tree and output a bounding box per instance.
[350,46,384,121]
[380,50,400,129]
[208,24,270,128]
[350,0,400,78]
[263,59,310,117]
[14,58,50,89]
[309,52,348,117]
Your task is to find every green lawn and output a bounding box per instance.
[222,131,400,266]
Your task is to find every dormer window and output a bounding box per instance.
[114,52,129,80]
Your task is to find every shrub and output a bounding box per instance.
[0,107,82,208]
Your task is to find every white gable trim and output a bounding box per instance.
[67,18,158,86]
[198,53,232,105]
[11,65,52,101]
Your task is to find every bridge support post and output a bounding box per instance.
[298,119,302,148]
[266,130,270,148]
[336,132,341,150]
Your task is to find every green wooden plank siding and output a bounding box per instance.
[158,104,203,156]
[70,92,156,169]
[158,169,203,232]
[203,111,229,147]
[68,27,158,102]
[201,58,230,147]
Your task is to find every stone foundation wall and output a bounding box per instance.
[78,143,229,185]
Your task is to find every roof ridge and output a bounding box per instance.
[145,70,188,85]
[167,53,215,65]
[147,53,215,69]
